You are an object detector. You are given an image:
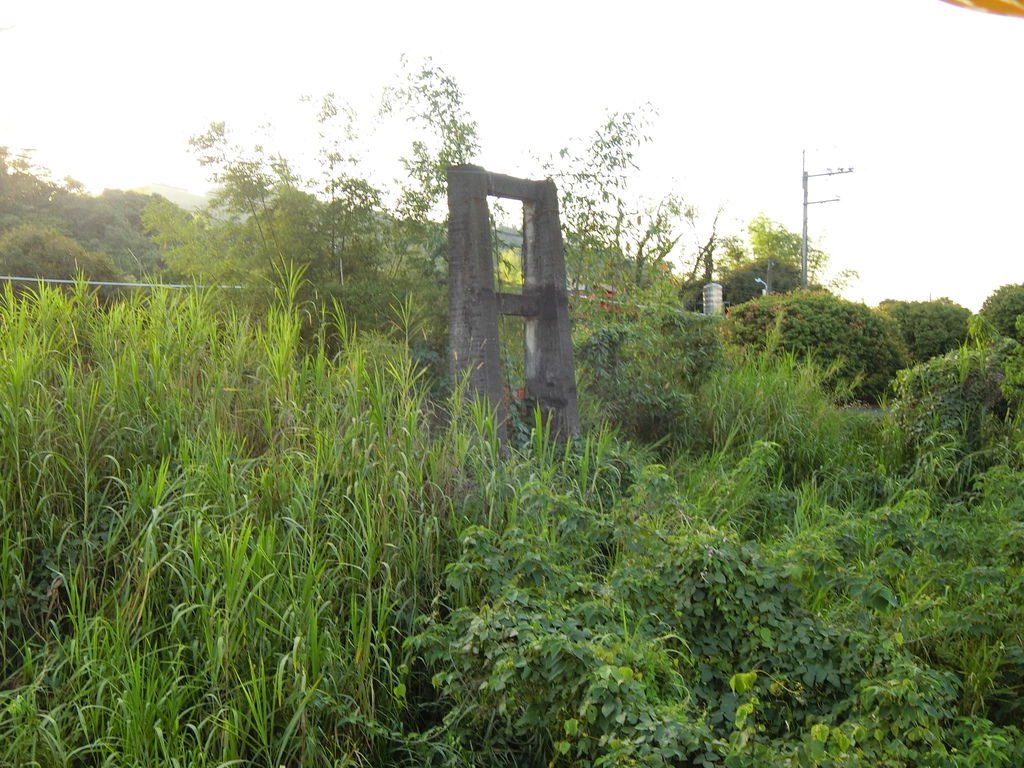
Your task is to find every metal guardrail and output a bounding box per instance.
[0,275,242,289]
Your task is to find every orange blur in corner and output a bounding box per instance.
[941,0,1024,17]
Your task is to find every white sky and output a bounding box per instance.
[2,0,1021,310]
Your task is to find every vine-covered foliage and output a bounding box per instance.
[574,296,723,448]
[412,509,862,766]
[888,332,1022,494]
[413,470,1024,767]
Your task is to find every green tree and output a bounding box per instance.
[51,189,165,276]
[0,147,52,230]
[0,223,125,284]
[0,147,81,233]
[980,283,1024,342]
[1,147,164,277]
[381,56,481,224]
[142,197,254,286]
[185,121,388,306]
[676,208,748,311]
[719,256,801,306]
[547,107,693,290]
[717,215,825,305]
[310,94,389,286]
[146,59,473,346]
[188,121,300,270]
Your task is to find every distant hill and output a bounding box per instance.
[133,184,210,211]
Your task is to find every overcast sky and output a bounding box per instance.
[2,0,1021,309]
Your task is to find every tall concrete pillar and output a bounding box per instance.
[522,181,580,437]
[447,166,504,425]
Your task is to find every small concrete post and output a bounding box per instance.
[447,165,580,443]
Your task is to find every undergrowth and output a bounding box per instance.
[1,281,1022,766]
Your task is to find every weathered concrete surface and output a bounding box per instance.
[447,165,579,442]
[448,166,504,422]
[521,180,580,438]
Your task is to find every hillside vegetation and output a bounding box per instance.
[2,281,1022,767]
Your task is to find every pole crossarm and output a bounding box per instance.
[806,170,853,179]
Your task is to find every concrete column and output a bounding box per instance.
[523,181,580,437]
[447,165,505,434]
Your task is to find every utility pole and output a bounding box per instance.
[801,150,853,289]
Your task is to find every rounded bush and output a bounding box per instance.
[878,298,971,363]
[726,291,908,403]
[980,283,1024,342]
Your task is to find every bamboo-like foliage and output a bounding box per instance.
[0,279,608,766]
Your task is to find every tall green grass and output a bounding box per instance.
[666,346,891,540]
[0,280,630,766]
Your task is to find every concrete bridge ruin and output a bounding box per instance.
[447,165,579,442]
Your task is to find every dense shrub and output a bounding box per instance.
[879,297,972,363]
[980,283,1024,342]
[411,501,863,766]
[727,291,908,403]
[888,336,1020,493]
[770,472,1024,731]
[574,300,723,448]
[1002,324,1024,407]
[412,478,1024,767]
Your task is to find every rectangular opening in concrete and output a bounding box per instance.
[493,205,526,402]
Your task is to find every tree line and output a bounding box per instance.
[6,58,1021,394]
[3,62,847,313]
